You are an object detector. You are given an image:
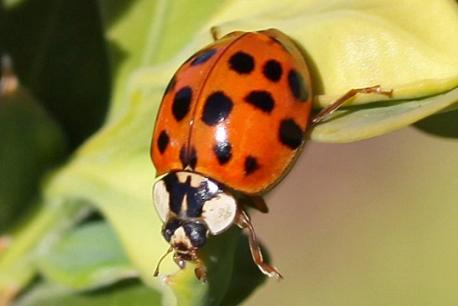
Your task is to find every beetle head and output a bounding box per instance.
[152,171,238,279]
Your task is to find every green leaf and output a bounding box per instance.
[163,230,267,306]
[311,87,458,143]
[0,87,66,231]
[166,229,240,306]
[108,0,458,143]
[99,0,226,121]
[209,1,458,141]
[14,280,161,306]
[219,235,267,306]
[210,0,458,105]
[98,0,157,122]
[37,222,137,291]
[0,198,91,304]
[0,0,110,146]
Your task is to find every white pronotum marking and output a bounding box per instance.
[202,193,237,235]
[153,180,169,222]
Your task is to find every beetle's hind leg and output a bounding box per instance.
[311,85,393,125]
[235,209,282,280]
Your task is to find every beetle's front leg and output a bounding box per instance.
[235,208,283,280]
[193,256,207,282]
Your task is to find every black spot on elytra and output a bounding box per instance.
[288,69,308,101]
[157,130,169,154]
[279,118,303,149]
[164,75,176,94]
[244,90,275,113]
[263,59,282,82]
[172,87,193,121]
[180,145,197,169]
[229,51,254,74]
[191,48,217,66]
[214,141,232,164]
[201,91,233,126]
[244,156,259,175]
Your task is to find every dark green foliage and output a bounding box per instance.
[0,0,110,148]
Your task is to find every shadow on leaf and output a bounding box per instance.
[415,109,458,139]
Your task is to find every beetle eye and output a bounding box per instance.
[183,222,208,248]
[162,218,181,242]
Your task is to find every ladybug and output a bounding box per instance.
[150,28,392,281]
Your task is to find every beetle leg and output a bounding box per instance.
[194,256,208,282]
[311,85,393,125]
[173,253,186,269]
[235,209,283,280]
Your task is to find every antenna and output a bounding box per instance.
[153,247,173,277]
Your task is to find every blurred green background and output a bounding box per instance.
[0,0,457,305]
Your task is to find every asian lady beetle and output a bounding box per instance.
[151,29,392,281]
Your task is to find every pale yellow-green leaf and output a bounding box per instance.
[99,0,158,122]
[36,222,137,291]
[116,0,458,147]
[205,0,458,106]
[14,281,161,306]
[311,87,458,142]
[100,0,228,122]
